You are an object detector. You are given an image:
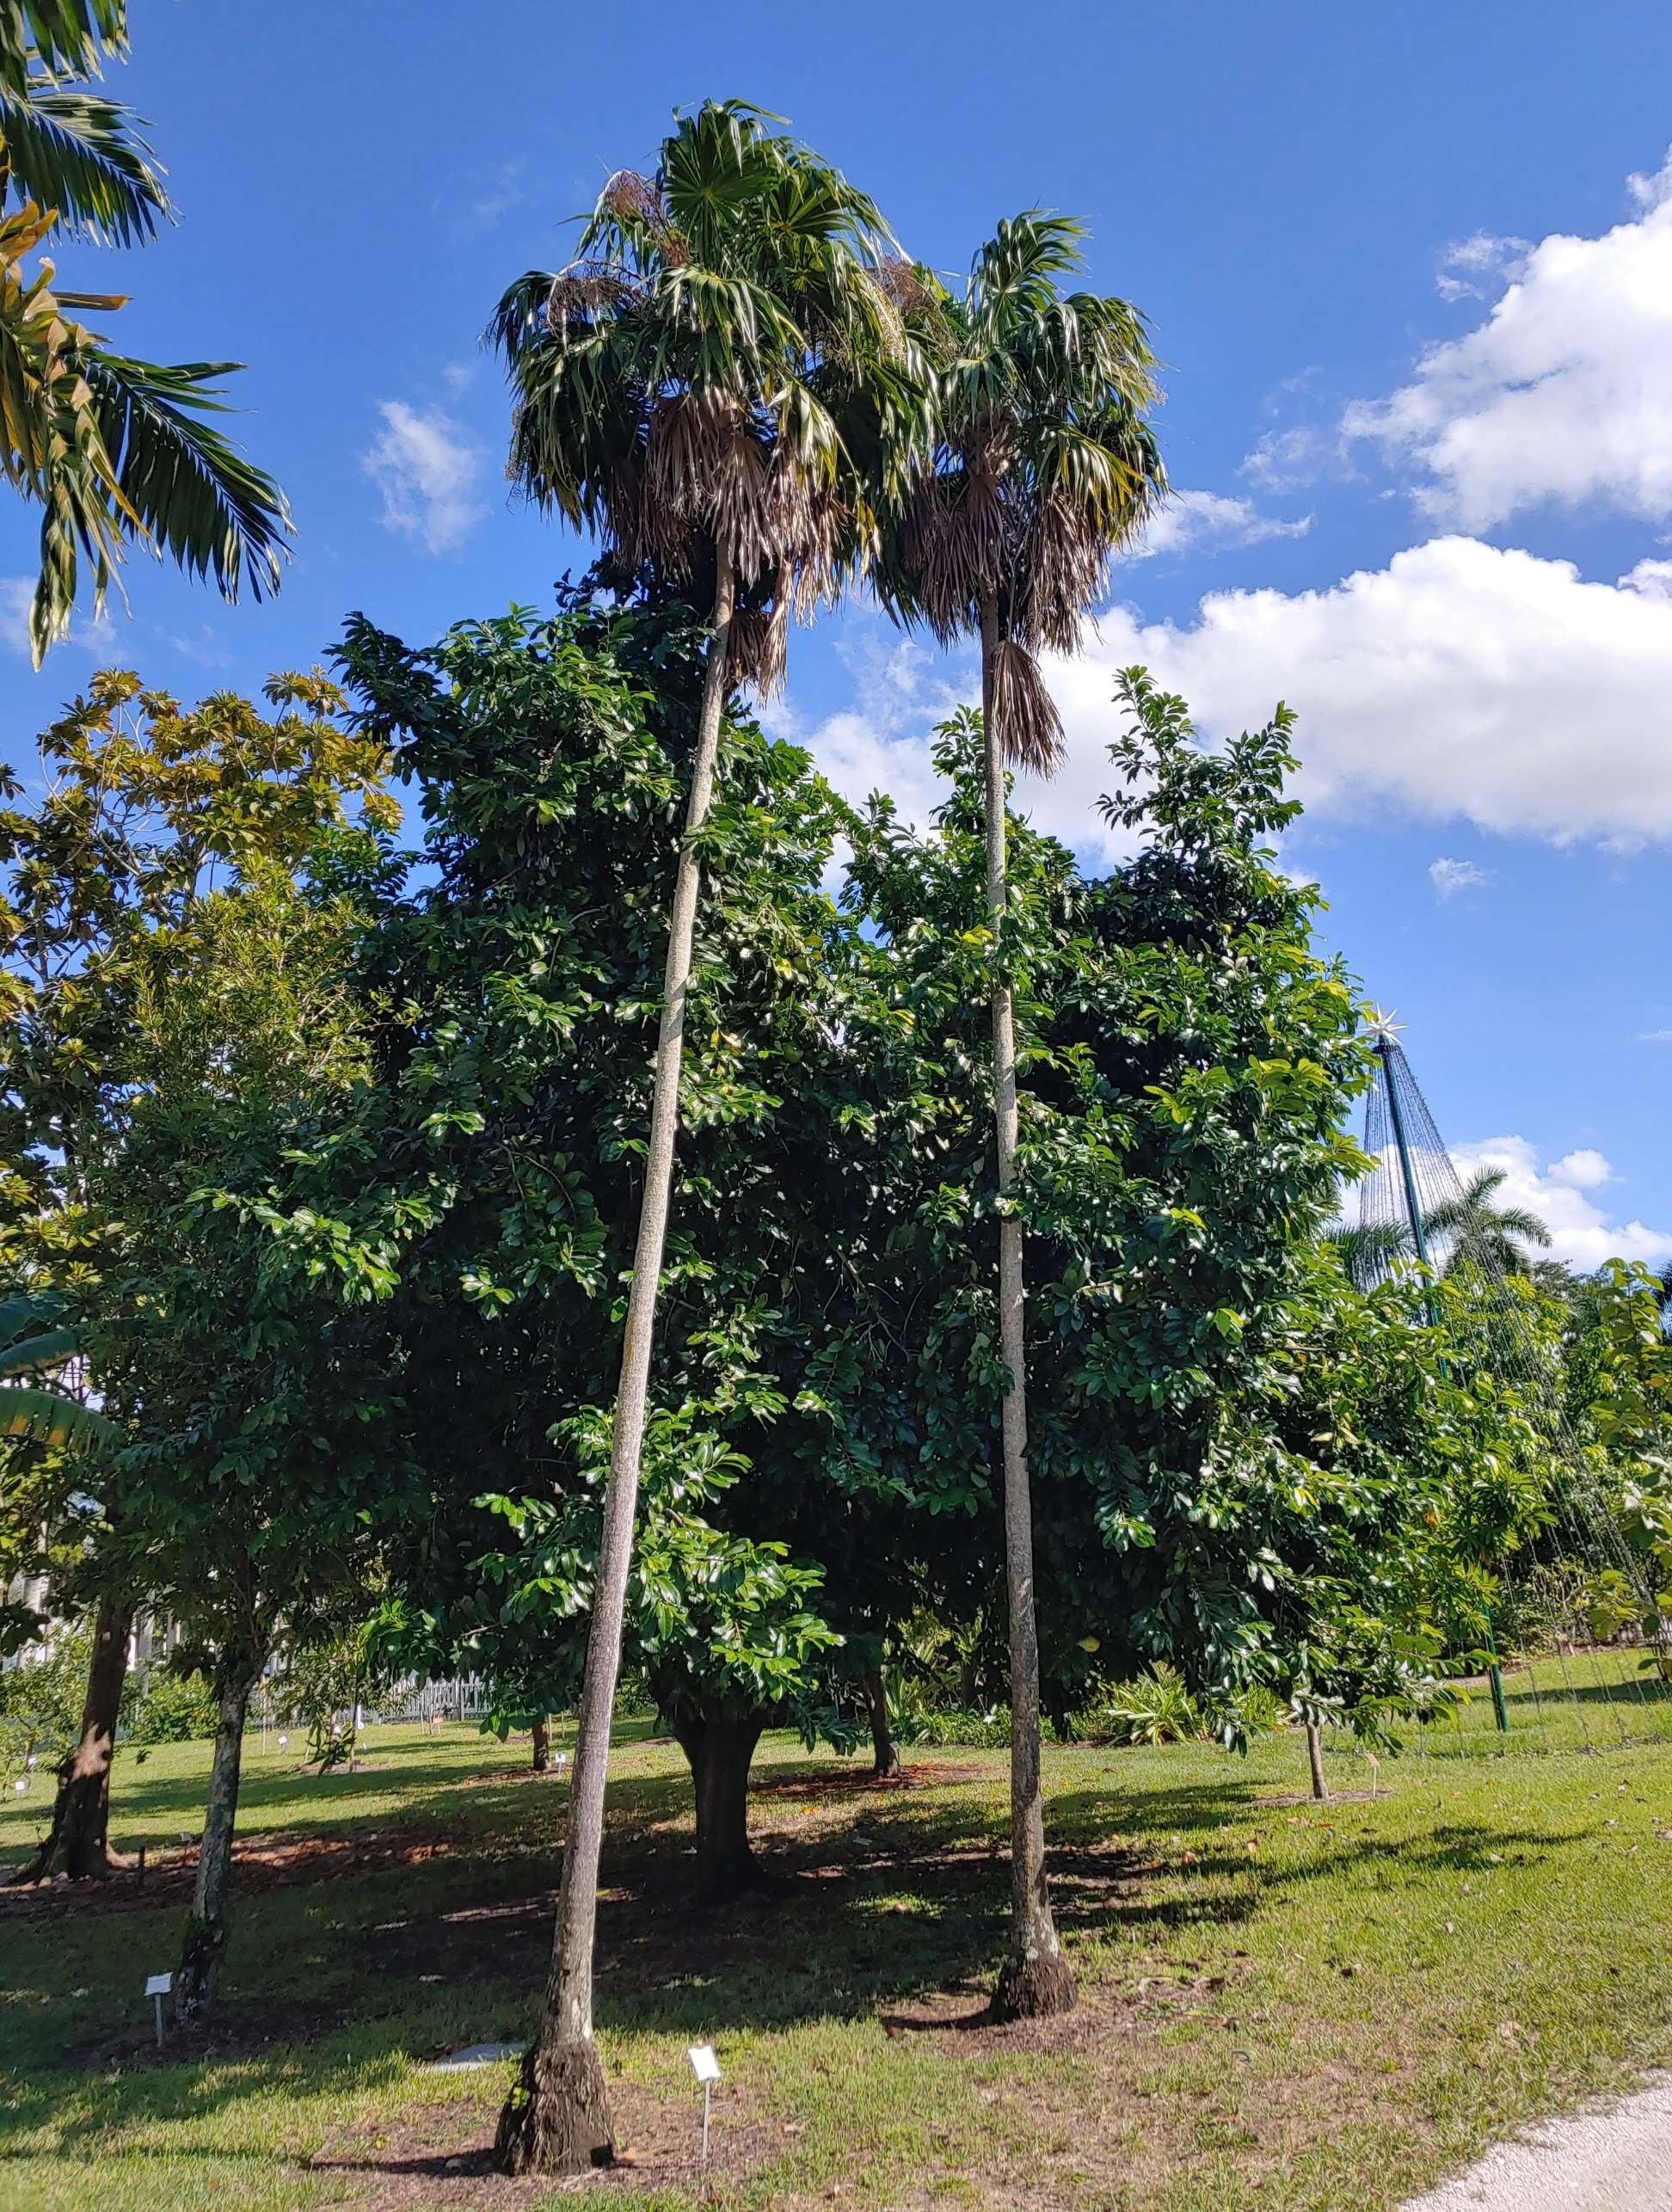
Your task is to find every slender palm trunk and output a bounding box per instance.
[1305,1720,1329,1803]
[980,598,1074,2024]
[176,1652,263,2019]
[497,550,738,2178]
[13,1592,130,1884]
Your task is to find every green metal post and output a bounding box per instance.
[1378,1035,1509,1734]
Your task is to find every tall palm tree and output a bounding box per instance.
[876,215,1165,2019]
[1427,1167,1552,1281]
[487,101,922,2175]
[0,0,289,660]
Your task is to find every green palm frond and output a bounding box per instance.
[81,352,290,596]
[0,84,169,245]
[0,1,126,95]
[489,100,919,689]
[871,209,1165,771]
[23,347,291,659]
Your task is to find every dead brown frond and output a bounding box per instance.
[870,257,937,317]
[545,261,636,334]
[1020,488,1108,657]
[990,637,1065,777]
[727,597,790,696]
[598,169,689,267]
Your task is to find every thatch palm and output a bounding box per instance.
[876,215,1165,2019]
[488,101,919,2175]
[1428,1167,1552,1281]
[0,1,288,660]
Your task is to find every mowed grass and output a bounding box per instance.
[3,1689,1672,2211]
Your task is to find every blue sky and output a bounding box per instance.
[2,1,1669,1266]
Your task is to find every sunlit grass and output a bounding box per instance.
[3,1703,1672,2209]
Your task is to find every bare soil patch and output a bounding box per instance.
[308,2079,774,2207]
[65,1996,341,2073]
[2,1825,476,1920]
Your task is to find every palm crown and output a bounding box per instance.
[488,99,929,691]
[1427,1166,1553,1281]
[0,0,290,661]
[876,212,1166,771]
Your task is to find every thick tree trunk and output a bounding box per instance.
[497,551,737,2178]
[864,1666,901,1778]
[531,1716,551,1773]
[670,1698,768,1904]
[1305,1720,1329,1803]
[979,603,1075,2025]
[12,1594,130,1884]
[176,1661,260,2020]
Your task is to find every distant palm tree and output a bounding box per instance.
[1323,1220,1410,1290]
[875,213,1164,2022]
[487,101,920,2176]
[0,1,289,659]
[1427,1167,1552,1281]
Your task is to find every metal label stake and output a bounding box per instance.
[687,2043,721,2163]
[144,1971,172,2047]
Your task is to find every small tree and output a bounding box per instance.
[0,669,393,1882]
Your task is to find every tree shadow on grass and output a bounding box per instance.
[0,1754,1601,2178]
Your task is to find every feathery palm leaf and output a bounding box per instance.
[0,85,167,244]
[1426,1166,1552,1280]
[0,0,287,660]
[0,0,125,94]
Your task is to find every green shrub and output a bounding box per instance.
[894,1704,1011,1748]
[1100,1666,1207,1747]
[128,1668,218,1744]
[0,1625,139,1780]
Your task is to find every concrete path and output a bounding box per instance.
[1405,2074,1672,2210]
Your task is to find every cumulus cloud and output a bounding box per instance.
[1123,488,1312,561]
[1429,857,1490,898]
[1345,148,1672,529]
[1450,1136,1671,1272]
[362,402,485,555]
[791,537,1672,863]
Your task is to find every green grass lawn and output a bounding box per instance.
[4,1685,1672,2211]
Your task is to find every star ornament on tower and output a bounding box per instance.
[1363,1008,1404,1045]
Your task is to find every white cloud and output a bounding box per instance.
[1435,231,1529,304]
[1429,857,1489,898]
[793,537,1672,862]
[362,402,485,556]
[1240,424,1338,493]
[763,625,968,838]
[441,361,476,396]
[1640,1029,1672,1044]
[1124,488,1312,561]
[1,575,116,661]
[1451,1136,1672,1272]
[1346,148,1672,529]
[1551,1148,1613,1190]
[0,575,34,656]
